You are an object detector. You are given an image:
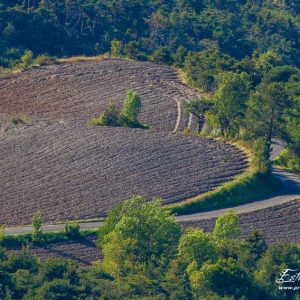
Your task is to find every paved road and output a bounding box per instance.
[4,167,300,235]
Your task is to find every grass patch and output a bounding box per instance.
[169,169,281,215]
[1,228,98,248]
[58,54,110,63]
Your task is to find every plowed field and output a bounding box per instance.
[0,58,199,131]
[0,122,247,225]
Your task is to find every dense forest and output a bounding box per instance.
[0,0,300,67]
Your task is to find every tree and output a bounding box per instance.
[212,72,251,137]
[151,47,173,65]
[252,137,269,173]
[186,99,212,133]
[110,39,123,57]
[122,90,142,123]
[178,228,217,267]
[190,258,252,299]
[98,196,181,296]
[246,82,292,161]
[245,231,267,262]
[213,210,241,240]
[32,211,43,243]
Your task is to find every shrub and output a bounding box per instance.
[110,39,123,57]
[64,222,80,238]
[11,114,29,125]
[33,55,57,66]
[89,91,148,129]
[273,148,300,172]
[32,211,44,244]
[21,49,33,68]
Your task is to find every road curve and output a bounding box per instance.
[4,167,300,235]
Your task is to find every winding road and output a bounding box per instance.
[4,166,300,235]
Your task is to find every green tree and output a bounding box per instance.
[122,90,142,123]
[252,137,270,173]
[32,211,43,243]
[179,228,217,267]
[246,82,292,160]
[190,258,252,299]
[212,72,251,136]
[213,210,241,240]
[110,39,123,57]
[186,99,213,133]
[98,196,181,296]
[151,47,173,65]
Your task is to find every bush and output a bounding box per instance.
[64,222,80,238]
[33,54,57,66]
[89,104,121,127]
[21,49,33,68]
[89,91,148,129]
[11,114,29,125]
[32,211,44,244]
[110,39,123,57]
[273,148,300,172]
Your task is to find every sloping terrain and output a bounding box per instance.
[182,198,300,245]
[0,122,247,226]
[0,58,199,131]
[7,199,300,265]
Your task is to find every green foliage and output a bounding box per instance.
[122,90,142,122]
[89,90,147,129]
[179,228,217,267]
[252,138,270,173]
[11,114,29,125]
[213,210,241,240]
[64,222,80,239]
[186,99,213,133]
[20,50,33,68]
[151,47,173,65]
[89,104,121,127]
[273,149,300,173]
[184,50,236,92]
[31,211,43,244]
[98,196,181,297]
[171,171,281,215]
[246,82,292,158]
[211,72,251,136]
[1,201,300,299]
[110,39,123,57]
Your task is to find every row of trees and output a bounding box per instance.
[0,0,300,67]
[185,50,300,172]
[1,196,299,299]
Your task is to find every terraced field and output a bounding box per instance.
[0,122,247,225]
[0,58,199,131]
